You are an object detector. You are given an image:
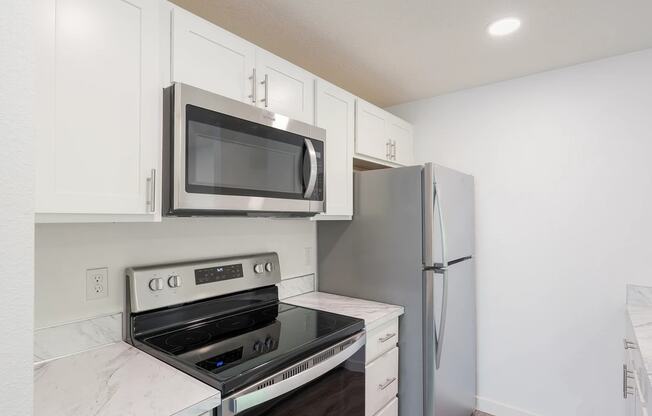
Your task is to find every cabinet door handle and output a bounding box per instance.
[392,140,397,160]
[248,68,257,103]
[624,364,635,398]
[378,377,397,391]
[147,168,156,213]
[260,73,269,107]
[386,140,391,160]
[378,333,397,343]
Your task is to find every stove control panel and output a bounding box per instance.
[127,252,281,313]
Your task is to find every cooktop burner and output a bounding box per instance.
[146,304,280,355]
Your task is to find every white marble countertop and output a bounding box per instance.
[34,341,221,416]
[285,291,404,332]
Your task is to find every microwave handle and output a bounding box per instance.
[303,138,318,198]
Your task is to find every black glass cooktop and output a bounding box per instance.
[135,297,364,394]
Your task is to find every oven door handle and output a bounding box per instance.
[225,331,365,415]
[303,138,318,199]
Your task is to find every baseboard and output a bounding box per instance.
[476,396,540,416]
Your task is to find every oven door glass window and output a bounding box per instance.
[186,104,320,200]
[237,359,365,416]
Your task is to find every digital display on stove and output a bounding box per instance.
[195,263,244,285]
[196,347,244,372]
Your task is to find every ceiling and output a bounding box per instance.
[171,0,652,107]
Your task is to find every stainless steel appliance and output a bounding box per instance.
[318,163,476,416]
[163,83,326,216]
[125,253,365,416]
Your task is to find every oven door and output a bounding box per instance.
[217,332,365,416]
[168,83,325,215]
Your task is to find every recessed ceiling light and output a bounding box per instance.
[487,17,521,37]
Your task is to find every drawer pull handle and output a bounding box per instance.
[378,333,397,343]
[624,338,639,350]
[378,377,397,391]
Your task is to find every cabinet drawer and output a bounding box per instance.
[366,319,399,364]
[630,346,649,405]
[365,347,399,416]
[374,397,398,416]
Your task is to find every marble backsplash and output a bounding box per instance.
[34,313,122,363]
[34,274,316,363]
[627,284,652,306]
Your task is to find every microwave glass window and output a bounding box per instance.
[186,105,312,199]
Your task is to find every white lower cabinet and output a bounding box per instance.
[365,318,400,416]
[366,319,399,363]
[35,0,161,222]
[625,315,651,416]
[374,397,399,416]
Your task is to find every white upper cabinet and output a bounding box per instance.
[35,0,160,221]
[355,99,389,162]
[314,79,355,218]
[355,98,414,166]
[168,6,314,124]
[170,6,256,103]
[255,49,315,124]
[388,115,414,166]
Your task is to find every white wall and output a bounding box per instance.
[35,218,316,328]
[389,49,652,416]
[0,0,35,414]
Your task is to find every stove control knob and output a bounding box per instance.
[265,262,274,272]
[167,275,181,288]
[253,341,263,352]
[265,337,274,350]
[148,278,164,291]
[253,264,265,274]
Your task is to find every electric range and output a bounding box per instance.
[125,253,366,416]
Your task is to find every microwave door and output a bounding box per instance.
[169,83,325,215]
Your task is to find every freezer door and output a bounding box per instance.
[433,258,476,416]
[431,164,475,265]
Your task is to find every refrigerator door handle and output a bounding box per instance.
[422,163,434,267]
[423,266,449,416]
[423,269,436,416]
[434,178,447,268]
[434,267,448,369]
[432,174,449,370]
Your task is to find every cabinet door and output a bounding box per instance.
[171,6,255,103]
[355,99,390,162]
[35,0,160,219]
[388,116,414,166]
[314,79,354,218]
[255,49,314,124]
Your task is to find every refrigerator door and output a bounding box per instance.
[431,164,475,265]
[433,258,476,416]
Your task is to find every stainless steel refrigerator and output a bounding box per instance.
[317,163,476,416]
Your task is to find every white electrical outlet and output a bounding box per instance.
[86,267,109,300]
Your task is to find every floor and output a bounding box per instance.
[473,411,494,416]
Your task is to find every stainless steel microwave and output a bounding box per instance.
[163,83,325,216]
